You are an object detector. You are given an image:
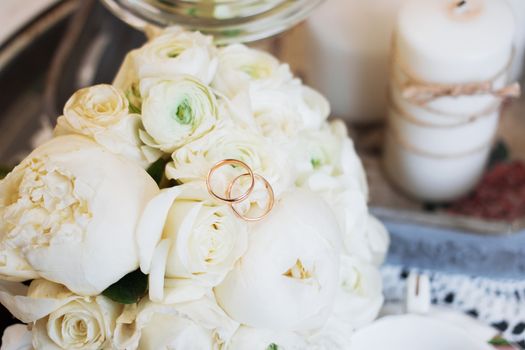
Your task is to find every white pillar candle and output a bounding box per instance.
[389,107,499,155]
[279,0,406,124]
[397,0,515,84]
[384,132,491,202]
[384,0,517,202]
[506,0,525,81]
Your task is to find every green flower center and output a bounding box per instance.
[311,158,322,169]
[167,47,183,58]
[173,100,193,125]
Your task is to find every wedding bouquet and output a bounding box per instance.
[0,27,389,350]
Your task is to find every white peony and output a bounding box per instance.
[304,317,354,350]
[0,135,158,295]
[212,44,293,98]
[114,296,238,350]
[54,84,154,167]
[226,326,306,350]
[333,255,384,328]
[137,182,248,304]
[114,27,217,91]
[0,279,122,350]
[139,76,220,153]
[214,190,342,331]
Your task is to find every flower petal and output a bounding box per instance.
[137,186,182,274]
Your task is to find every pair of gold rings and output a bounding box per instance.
[206,159,275,222]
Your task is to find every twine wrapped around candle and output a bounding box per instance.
[388,93,495,127]
[393,42,521,105]
[401,80,520,105]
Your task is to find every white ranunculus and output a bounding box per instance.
[0,279,122,350]
[0,135,158,295]
[1,324,33,350]
[212,44,293,98]
[137,182,248,304]
[332,255,384,329]
[54,84,156,167]
[295,121,389,265]
[359,214,390,266]
[234,83,329,141]
[112,51,142,113]
[114,27,217,89]
[226,326,306,350]
[166,125,292,210]
[294,120,367,197]
[139,76,220,153]
[214,190,342,332]
[114,296,238,350]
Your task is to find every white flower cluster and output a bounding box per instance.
[0,27,389,350]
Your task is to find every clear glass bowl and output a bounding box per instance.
[100,0,324,43]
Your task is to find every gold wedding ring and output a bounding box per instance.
[206,159,275,222]
[206,159,255,204]
[227,173,275,222]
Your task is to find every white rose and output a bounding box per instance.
[332,255,384,328]
[114,296,238,350]
[32,289,122,349]
[0,279,122,350]
[0,136,159,295]
[139,76,219,153]
[214,190,342,331]
[166,126,292,207]
[54,84,156,167]
[212,44,293,98]
[137,182,248,303]
[1,324,33,350]
[226,326,306,350]
[114,27,217,89]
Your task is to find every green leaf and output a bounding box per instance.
[147,158,168,185]
[489,337,511,346]
[266,344,280,350]
[126,83,142,114]
[221,29,242,38]
[187,7,197,16]
[128,102,141,114]
[102,269,148,304]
